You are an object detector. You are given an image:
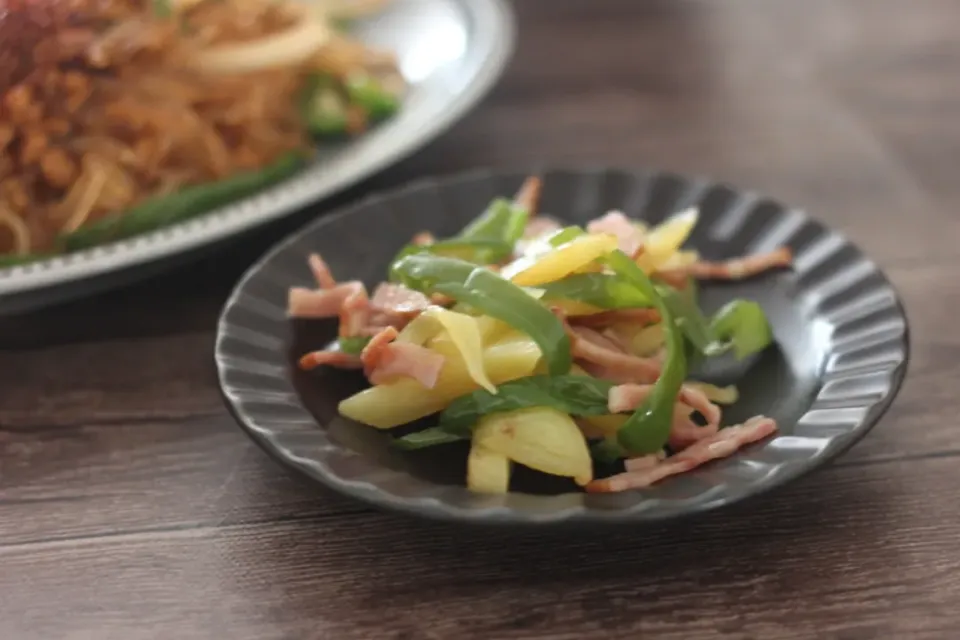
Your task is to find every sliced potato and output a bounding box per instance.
[339,332,541,429]
[686,381,739,405]
[659,249,700,270]
[466,444,512,494]
[502,233,619,286]
[421,307,494,392]
[473,407,593,486]
[635,207,699,273]
[630,323,665,356]
[475,316,513,345]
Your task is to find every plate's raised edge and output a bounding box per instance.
[0,0,516,297]
[215,167,911,526]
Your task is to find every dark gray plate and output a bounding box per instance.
[215,168,909,526]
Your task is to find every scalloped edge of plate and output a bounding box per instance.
[216,167,910,526]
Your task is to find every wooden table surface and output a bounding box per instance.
[2,0,958,638]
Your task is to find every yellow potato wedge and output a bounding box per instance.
[421,307,494,392]
[339,332,541,429]
[635,207,699,273]
[686,382,739,405]
[630,323,665,356]
[502,233,619,286]
[473,407,593,486]
[466,444,512,494]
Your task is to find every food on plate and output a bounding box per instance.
[289,176,793,494]
[0,0,403,265]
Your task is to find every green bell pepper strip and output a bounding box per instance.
[458,197,529,245]
[438,375,615,436]
[344,72,401,122]
[152,0,172,17]
[709,299,772,360]
[392,427,467,450]
[0,252,54,268]
[387,199,529,279]
[605,250,688,455]
[60,152,305,251]
[338,336,371,355]
[540,273,651,309]
[659,283,772,360]
[391,254,572,376]
[658,281,717,356]
[388,239,513,279]
[301,75,349,137]
[544,226,584,246]
[394,375,615,449]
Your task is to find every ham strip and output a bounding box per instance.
[608,382,723,449]
[358,326,445,388]
[523,216,561,240]
[569,308,661,329]
[308,253,338,289]
[568,326,661,384]
[659,247,792,282]
[608,383,721,428]
[338,283,372,337]
[586,210,644,256]
[287,281,365,319]
[513,176,542,216]
[585,415,777,493]
[624,451,666,471]
[651,270,689,290]
[368,342,445,388]
[412,231,435,246]
[370,282,432,316]
[360,326,401,376]
[298,349,362,371]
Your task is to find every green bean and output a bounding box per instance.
[61,152,305,252]
[344,72,401,122]
[301,75,350,137]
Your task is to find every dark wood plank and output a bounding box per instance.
[3,0,960,637]
[2,457,959,640]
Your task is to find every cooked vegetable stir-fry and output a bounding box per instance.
[288,177,792,493]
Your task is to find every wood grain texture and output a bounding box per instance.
[2,0,959,637]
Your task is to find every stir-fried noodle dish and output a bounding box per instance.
[290,177,793,494]
[0,0,401,263]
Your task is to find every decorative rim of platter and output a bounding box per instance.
[0,0,516,298]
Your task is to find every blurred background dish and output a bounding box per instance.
[0,0,515,315]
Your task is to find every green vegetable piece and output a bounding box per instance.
[439,375,615,436]
[338,336,371,355]
[590,438,628,464]
[658,282,717,356]
[458,198,528,245]
[543,226,585,247]
[387,199,529,279]
[393,427,467,450]
[392,254,572,376]
[659,285,772,360]
[152,0,172,18]
[60,152,304,252]
[344,72,400,122]
[605,250,688,455]
[0,252,53,268]
[709,299,773,360]
[302,75,349,136]
[541,273,651,309]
